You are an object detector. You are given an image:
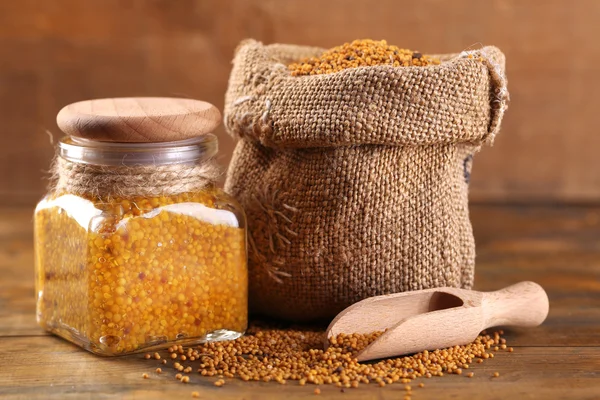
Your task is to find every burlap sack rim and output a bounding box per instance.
[225,39,509,148]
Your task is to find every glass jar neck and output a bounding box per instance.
[58,135,218,166]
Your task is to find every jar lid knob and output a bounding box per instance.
[56,97,221,142]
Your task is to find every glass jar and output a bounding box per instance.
[34,135,248,355]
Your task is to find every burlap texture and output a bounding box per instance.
[224,40,508,322]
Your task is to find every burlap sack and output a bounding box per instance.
[224,39,508,322]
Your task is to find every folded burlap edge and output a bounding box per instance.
[224,39,509,148]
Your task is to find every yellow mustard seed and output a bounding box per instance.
[35,189,247,355]
[175,373,182,380]
[314,388,321,395]
[142,373,149,379]
[191,392,199,398]
[155,368,162,374]
[144,325,510,388]
[493,372,500,377]
[181,376,190,383]
[289,39,440,76]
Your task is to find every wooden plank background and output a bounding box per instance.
[0,0,598,205]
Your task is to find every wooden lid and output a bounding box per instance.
[56,97,222,142]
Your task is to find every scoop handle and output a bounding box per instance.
[482,281,549,328]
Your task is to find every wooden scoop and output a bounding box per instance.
[326,281,549,361]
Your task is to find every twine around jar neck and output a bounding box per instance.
[51,136,221,198]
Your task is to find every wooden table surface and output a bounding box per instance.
[0,205,599,399]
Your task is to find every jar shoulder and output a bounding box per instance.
[34,187,246,232]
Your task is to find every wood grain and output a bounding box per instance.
[0,0,598,205]
[56,98,221,142]
[1,205,599,398]
[0,337,599,400]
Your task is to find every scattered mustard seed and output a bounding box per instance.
[191,392,199,398]
[143,324,510,389]
[142,373,149,379]
[155,368,162,374]
[493,372,500,378]
[314,388,321,395]
[181,376,190,383]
